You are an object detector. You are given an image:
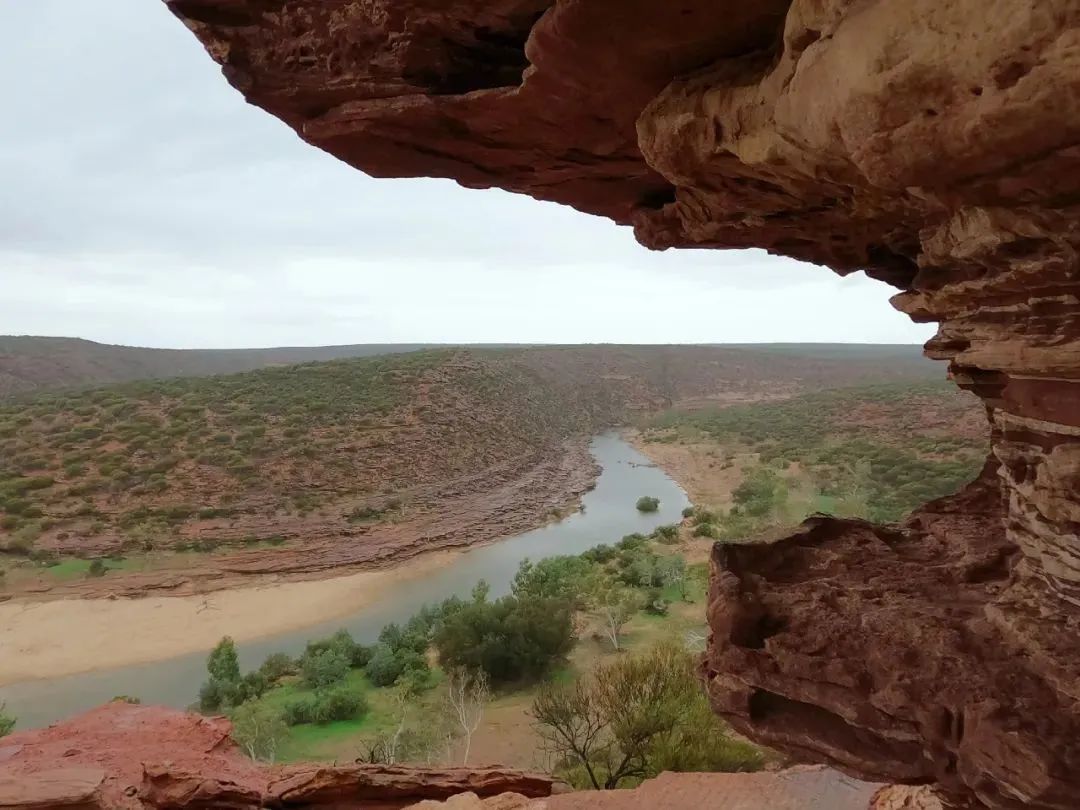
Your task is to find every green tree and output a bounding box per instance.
[434,593,574,684]
[303,628,372,668]
[230,702,287,762]
[588,581,639,652]
[0,703,14,737]
[258,652,296,682]
[365,643,428,687]
[301,648,350,689]
[652,524,679,543]
[512,556,594,606]
[531,644,763,790]
[207,636,241,683]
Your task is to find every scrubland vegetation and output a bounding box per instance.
[0,346,951,589]
[0,349,591,574]
[186,524,758,784]
[643,381,986,533]
[0,352,443,554]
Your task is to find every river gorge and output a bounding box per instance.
[0,434,688,729]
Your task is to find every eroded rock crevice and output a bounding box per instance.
[705,464,1080,809]
[163,1,1080,806]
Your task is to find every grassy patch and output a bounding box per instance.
[38,557,134,581]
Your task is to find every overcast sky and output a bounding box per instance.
[0,1,933,350]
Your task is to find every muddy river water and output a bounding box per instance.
[2,434,689,728]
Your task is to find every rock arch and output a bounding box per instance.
[164,2,1080,806]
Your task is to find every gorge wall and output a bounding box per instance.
[163,1,1080,807]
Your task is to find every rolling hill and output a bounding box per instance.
[0,336,441,397]
[0,344,956,598]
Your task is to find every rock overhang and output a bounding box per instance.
[163,2,1080,807]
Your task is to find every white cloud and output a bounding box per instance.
[0,0,935,350]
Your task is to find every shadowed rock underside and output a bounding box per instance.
[163,1,1080,807]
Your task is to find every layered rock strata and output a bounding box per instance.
[0,704,552,810]
[163,1,1080,807]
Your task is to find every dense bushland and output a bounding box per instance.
[192,521,715,766]
[0,348,590,561]
[646,381,985,525]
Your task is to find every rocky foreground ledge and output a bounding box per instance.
[0,704,938,810]
[0,703,550,809]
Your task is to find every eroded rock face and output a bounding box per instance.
[705,465,1080,809]
[163,1,1080,807]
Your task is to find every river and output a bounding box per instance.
[1,434,689,728]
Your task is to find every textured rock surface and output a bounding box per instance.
[163,1,1080,808]
[0,704,551,809]
[870,785,948,810]
[704,465,1080,808]
[0,768,106,810]
[406,766,886,809]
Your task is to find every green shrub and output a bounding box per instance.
[281,684,368,725]
[635,496,660,513]
[0,703,14,737]
[230,702,287,762]
[1,498,31,515]
[207,637,241,683]
[434,592,574,684]
[692,522,719,539]
[532,643,764,790]
[681,506,695,518]
[512,556,594,605]
[314,684,368,723]
[258,652,297,682]
[365,643,408,687]
[238,671,269,703]
[616,533,648,552]
[653,524,679,543]
[198,678,227,712]
[581,544,616,564]
[302,628,372,669]
[300,649,351,689]
[692,508,717,525]
[346,505,384,523]
[27,547,56,564]
[378,620,429,656]
[88,559,107,577]
[279,694,316,726]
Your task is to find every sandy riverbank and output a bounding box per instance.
[0,549,459,688]
[622,428,746,510]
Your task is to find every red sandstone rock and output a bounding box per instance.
[406,766,887,809]
[268,764,553,806]
[704,465,1080,809]
[870,785,948,810]
[0,704,552,810]
[0,767,105,810]
[161,2,1080,807]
